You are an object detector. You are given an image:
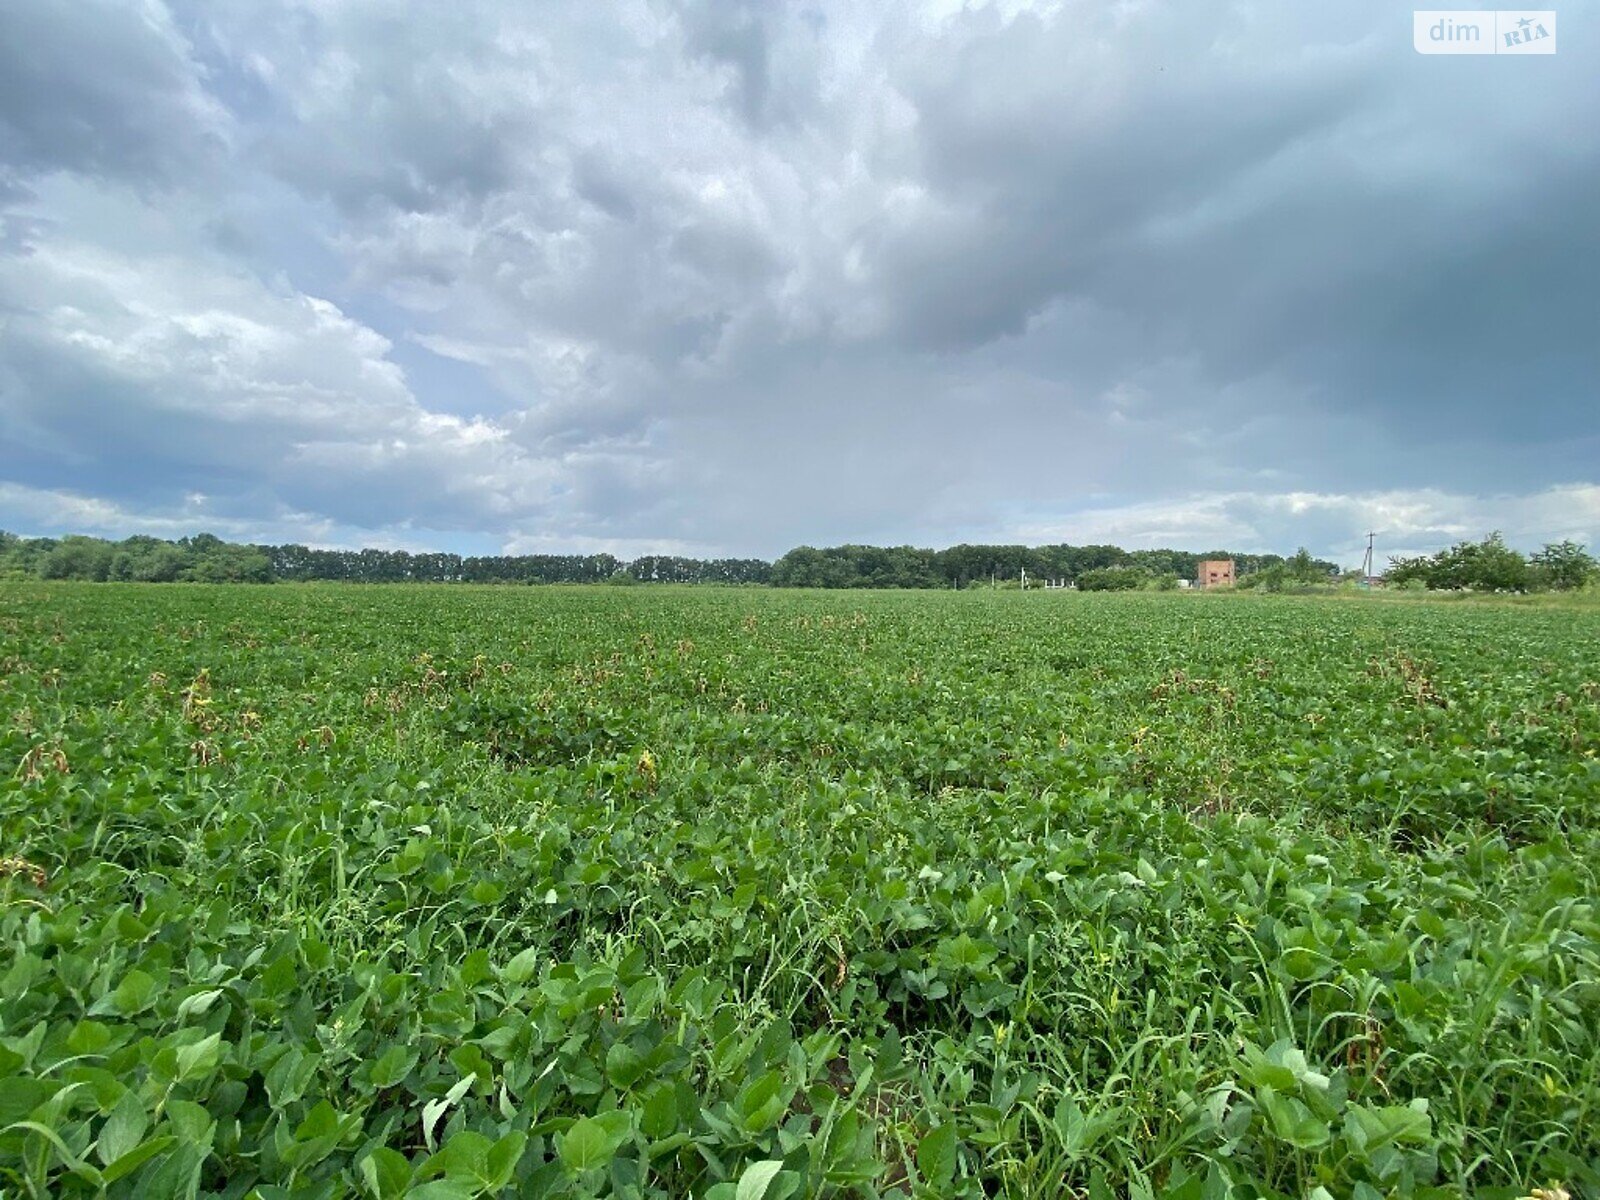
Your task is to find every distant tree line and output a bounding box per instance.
[767,543,1335,589]
[267,544,626,585]
[1387,534,1597,592]
[9,528,1590,592]
[267,547,775,585]
[0,533,275,583]
[0,532,775,586]
[0,529,1337,588]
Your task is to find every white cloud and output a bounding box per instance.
[0,481,330,544]
[1012,485,1600,566]
[0,218,658,538]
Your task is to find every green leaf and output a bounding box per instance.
[166,1099,217,1147]
[421,1074,476,1149]
[623,976,660,1020]
[477,1024,519,1060]
[735,1159,786,1200]
[110,969,158,1015]
[1345,1101,1433,1152]
[605,1041,646,1089]
[407,1182,477,1200]
[134,1137,208,1200]
[1279,927,1334,981]
[97,1091,149,1166]
[0,1076,57,1124]
[641,1081,681,1141]
[259,954,298,998]
[558,1112,630,1173]
[101,1135,176,1184]
[3,1119,93,1174]
[1239,1039,1328,1094]
[370,1043,419,1088]
[1201,1162,1234,1200]
[500,946,540,984]
[916,1122,958,1189]
[425,1129,492,1180]
[933,933,997,973]
[558,1118,612,1173]
[264,1045,319,1107]
[733,1070,787,1134]
[1157,1165,1204,1200]
[358,1146,413,1199]
[485,1130,527,1189]
[66,1020,113,1055]
[175,1032,223,1082]
[295,1099,344,1141]
[1257,1088,1330,1150]
[176,989,225,1020]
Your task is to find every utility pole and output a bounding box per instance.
[1361,532,1376,582]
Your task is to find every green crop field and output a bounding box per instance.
[1,583,1596,1200]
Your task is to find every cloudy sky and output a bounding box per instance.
[1,1,1595,566]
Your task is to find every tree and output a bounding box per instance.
[1458,532,1529,591]
[1530,540,1598,591]
[1388,533,1530,591]
[40,536,115,581]
[1237,563,1282,591]
[109,539,187,582]
[1077,567,1143,591]
[1287,547,1323,583]
[1384,555,1431,588]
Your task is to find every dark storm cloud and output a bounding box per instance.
[866,10,1386,349]
[0,0,224,184]
[678,1,776,126]
[192,4,540,217]
[846,4,1599,495]
[1,0,1596,560]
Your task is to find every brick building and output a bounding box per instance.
[1196,558,1236,588]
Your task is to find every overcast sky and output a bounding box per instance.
[1,1,1596,567]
